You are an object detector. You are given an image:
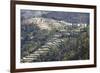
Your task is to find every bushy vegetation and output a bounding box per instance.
[21,10,89,63]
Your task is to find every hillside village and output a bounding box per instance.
[21,16,89,63]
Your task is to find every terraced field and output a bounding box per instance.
[21,17,89,63]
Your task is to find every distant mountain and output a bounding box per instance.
[21,10,90,25]
[42,12,89,24]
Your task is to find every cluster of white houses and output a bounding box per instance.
[59,20,87,28]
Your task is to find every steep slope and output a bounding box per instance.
[21,17,89,63]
